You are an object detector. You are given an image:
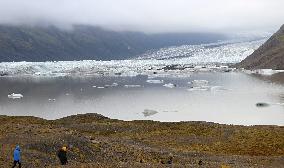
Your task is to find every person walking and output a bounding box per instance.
[12,145,21,168]
[57,146,68,165]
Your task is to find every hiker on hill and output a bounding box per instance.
[57,146,68,165]
[12,145,21,168]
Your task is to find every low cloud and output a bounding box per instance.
[0,0,283,33]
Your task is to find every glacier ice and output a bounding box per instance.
[0,38,266,77]
[137,39,266,63]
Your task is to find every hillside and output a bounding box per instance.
[237,25,284,69]
[0,25,225,62]
[0,113,283,167]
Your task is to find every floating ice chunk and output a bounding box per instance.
[253,69,284,76]
[220,65,229,69]
[104,83,119,88]
[254,69,276,76]
[97,87,105,89]
[48,98,56,102]
[191,80,209,87]
[92,86,97,88]
[274,103,284,106]
[210,86,230,91]
[8,93,23,99]
[146,79,164,84]
[163,83,176,88]
[187,87,210,91]
[194,66,203,69]
[142,109,158,117]
[111,83,118,87]
[124,85,141,88]
[162,110,178,113]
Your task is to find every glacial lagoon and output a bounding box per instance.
[0,68,283,126]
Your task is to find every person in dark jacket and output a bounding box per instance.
[57,146,68,165]
[12,145,21,168]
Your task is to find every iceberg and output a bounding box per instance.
[8,93,23,99]
[124,85,141,88]
[191,80,209,87]
[188,80,210,91]
[146,79,164,84]
[111,83,119,87]
[210,86,230,91]
[252,69,284,76]
[163,83,176,88]
[187,87,210,91]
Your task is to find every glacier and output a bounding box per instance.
[0,38,266,77]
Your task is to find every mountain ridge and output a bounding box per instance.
[0,25,226,62]
[237,24,284,69]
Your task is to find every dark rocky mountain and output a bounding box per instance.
[237,24,284,70]
[0,25,226,62]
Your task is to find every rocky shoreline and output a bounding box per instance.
[0,113,283,167]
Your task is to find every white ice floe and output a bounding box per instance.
[97,87,105,89]
[191,80,209,87]
[8,93,23,99]
[124,85,141,88]
[250,69,284,76]
[187,87,210,92]
[142,109,158,117]
[163,83,176,88]
[111,83,119,87]
[48,99,56,102]
[146,79,164,84]
[188,80,211,91]
[210,86,230,92]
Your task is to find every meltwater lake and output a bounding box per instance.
[0,70,283,126]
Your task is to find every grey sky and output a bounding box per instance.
[0,0,283,33]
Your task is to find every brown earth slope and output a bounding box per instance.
[0,113,283,167]
[237,24,284,70]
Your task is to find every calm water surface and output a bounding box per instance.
[0,72,283,125]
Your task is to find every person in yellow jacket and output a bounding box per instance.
[57,146,68,165]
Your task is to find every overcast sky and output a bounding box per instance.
[0,0,283,33]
